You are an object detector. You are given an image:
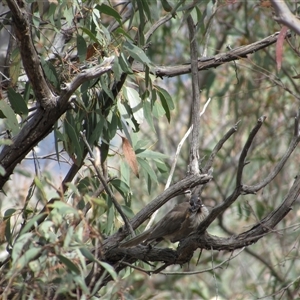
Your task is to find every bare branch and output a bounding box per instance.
[202,120,240,174]
[270,0,300,36]
[6,0,54,107]
[102,173,212,249]
[236,116,266,187]
[133,31,292,78]
[187,14,201,175]
[61,56,114,100]
[242,111,300,194]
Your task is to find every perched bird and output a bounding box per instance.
[120,196,209,248]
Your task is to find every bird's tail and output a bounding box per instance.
[120,229,151,248]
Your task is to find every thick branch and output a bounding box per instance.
[133,31,292,78]
[101,173,212,250]
[270,0,300,36]
[105,171,300,269]
[0,58,114,190]
[6,0,54,107]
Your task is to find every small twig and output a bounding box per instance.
[242,111,300,194]
[80,131,135,237]
[257,274,300,299]
[161,247,245,275]
[236,116,266,187]
[119,261,152,275]
[211,246,219,299]
[202,120,240,174]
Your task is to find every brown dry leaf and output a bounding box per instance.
[276,26,288,72]
[0,219,7,243]
[122,137,139,178]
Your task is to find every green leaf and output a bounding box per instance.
[98,261,118,281]
[15,247,42,272]
[0,165,6,176]
[88,116,105,145]
[111,178,131,199]
[143,99,155,132]
[136,149,168,160]
[137,157,157,183]
[0,100,20,135]
[80,27,99,44]
[152,101,165,119]
[7,88,28,116]
[49,201,79,217]
[139,0,152,22]
[64,112,83,165]
[123,86,144,124]
[80,247,95,262]
[0,139,13,145]
[156,86,174,122]
[4,208,16,218]
[9,48,21,86]
[123,40,151,66]
[20,213,47,235]
[57,254,81,275]
[77,35,87,62]
[12,232,33,262]
[155,159,169,174]
[40,58,60,90]
[95,4,122,24]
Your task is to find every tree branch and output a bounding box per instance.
[187,14,201,175]
[270,0,300,36]
[236,116,266,187]
[6,0,54,107]
[80,131,135,237]
[242,110,300,194]
[101,173,213,250]
[133,31,292,78]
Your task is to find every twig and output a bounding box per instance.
[236,116,266,188]
[211,246,219,299]
[80,131,135,238]
[242,110,300,194]
[161,247,245,275]
[133,31,293,78]
[257,274,300,299]
[119,261,152,275]
[202,120,240,174]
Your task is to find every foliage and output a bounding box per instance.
[0,0,300,299]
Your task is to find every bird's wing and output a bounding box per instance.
[146,203,189,241]
[120,228,152,248]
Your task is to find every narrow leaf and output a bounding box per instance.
[0,100,19,135]
[77,35,87,62]
[276,26,288,72]
[123,41,151,66]
[95,4,122,24]
[57,254,81,275]
[7,88,28,115]
[122,137,139,178]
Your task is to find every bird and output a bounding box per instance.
[120,195,209,248]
